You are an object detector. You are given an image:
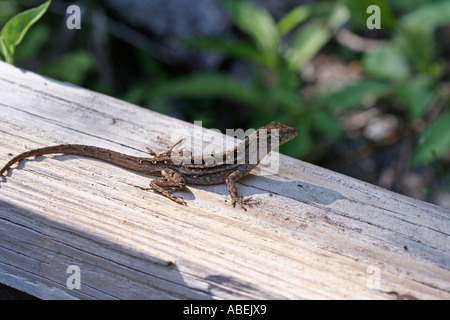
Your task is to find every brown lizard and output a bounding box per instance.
[0,121,298,209]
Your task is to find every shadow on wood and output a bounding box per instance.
[0,198,211,299]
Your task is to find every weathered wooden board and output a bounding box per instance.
[0,61,449,299]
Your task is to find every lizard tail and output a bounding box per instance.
[0,148,46,176]
[0,144,143,176]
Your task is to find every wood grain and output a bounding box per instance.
[0,61,449,299]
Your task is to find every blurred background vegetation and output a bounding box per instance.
[1,0,449,208]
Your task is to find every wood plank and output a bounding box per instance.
[0,61,449,299]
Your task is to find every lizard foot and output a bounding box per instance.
[231,197,260,211]
[134,185,187,206]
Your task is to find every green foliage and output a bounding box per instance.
[174,0,450,165]
[344,0,395,30]
[169,1,351,158]
[394,1,450,76]
[13,24,50,62]
[223,0,280,68]
[180,37,266,64]
[315,80,392,112]
[400,0,450,31]
[285,3,350,71]
[0,1,21,26]
[392,0,449,166]
[412,112,450,167]
[3,0,448,168]
[0,0,50,64]
[277,5,312,36]
[317,0,450,167]
[40,50,96,84]
[363,44,410,81]
[152,73,263,106]
[395,75,436,121]
[2,1,99,88]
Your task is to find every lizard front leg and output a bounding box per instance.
[146,139,185,159]
[225,170,258,210]
[135,168,187,205]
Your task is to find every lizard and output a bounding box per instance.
[0,121,298,209]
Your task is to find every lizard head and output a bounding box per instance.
[263,121,299,146]
[231,121,299,165]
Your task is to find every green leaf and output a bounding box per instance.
[315,80,392,111]
[284,20,329,71]
[284,123,311,159]
[412,112,450,167]
[395,1,450,72]
[395,27,434,72]
[152,73,263,107]
[311,111,342,138]
[41,50,95,84]
[277,5,312,36]
[389,0,430,11]
[395,75,436,121]
[0,37,7,61]
[267,86,303,112]
[401,1,450,32]
[285,3,349,70]
[14,24,50,62]
[0,0,50,64]
[179,37,266,64]
[363,44,410,81]
[222,0,279,67]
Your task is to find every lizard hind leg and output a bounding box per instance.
[135,168,187,205]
